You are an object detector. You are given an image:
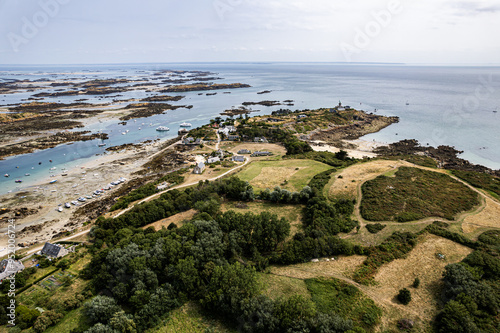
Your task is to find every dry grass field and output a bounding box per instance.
[461,196,500,234]
[368,233,473,330]
[269,255,367,280]
[144,209,197,230]
[328,160,411,200]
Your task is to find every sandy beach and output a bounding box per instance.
[0,140,165,253]
[309,139,387,159]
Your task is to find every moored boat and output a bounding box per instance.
[180,122,192,127]
[156,126,170,131]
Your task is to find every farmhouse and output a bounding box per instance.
[193,162,205,174]
[238,149,251,154]
[232,155,245,162]
[156,182,170,190]
[0,259,25,283]
[227,135,240,141]
[207,157,220,164]
[41,242,70,258]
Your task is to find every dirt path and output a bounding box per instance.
[114,155,251,218]
[270,267,423,319]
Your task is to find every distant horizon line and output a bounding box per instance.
[1,61,499,67]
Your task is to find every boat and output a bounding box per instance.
[25,173,30,176]
[156,126,170,132]
[180,122,192,127]
[3,174,9,178]
[121,132,126,135]
[50,167,57,170]
[98,143,106,147]
[57,207,63,212]
[15,180,22,183]
[71,201,78,205]
[49,179,57,184]
[65,202,71,208]
[405,101,409,106]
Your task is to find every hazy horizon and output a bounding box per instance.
[1,0,499,65]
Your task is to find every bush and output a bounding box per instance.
[397,288,411,305]
[413,277,420,288]
[365,223,386,234]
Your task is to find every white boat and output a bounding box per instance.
[50,167,57,170]
[180,122,192,127]
[25,173,31,176]
[98,143,106,147]
[65,202,71,208]
[156,126,170,131]
[4,174,9,177]
[49,179,57,184]
[121,132,127,135]
[57,207,63,212]
[71,201,78,205]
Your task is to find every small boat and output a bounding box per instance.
[156,126,170,132]
[121,132,126,135]
[15,179,22,183]
[3,174,9,177]
[25,173,30,176]
[65,202,71,208]
[49,179,57,184]
[57,207,63,212]
[49,160,52,163]
[180,122,192,127]
[71,201,78,205]
[38,162,42,165]
[98,143,106,147]
[50,167,57,170]
[405,101,409,106]
[61,173,68,176]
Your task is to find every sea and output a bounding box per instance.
[0,63,499,195]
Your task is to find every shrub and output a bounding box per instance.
[365,223,386,234]
[413,277,420,288]
[397,288,411,305]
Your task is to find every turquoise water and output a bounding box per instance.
[0,63,499,194]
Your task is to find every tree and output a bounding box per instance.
[84,296,121,325]
[397,288,412,305]
[413,277,420,288]
[109,311,137,333]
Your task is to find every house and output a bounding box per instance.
[156,182,170,191]
[225,125,236,132]
[251,151,272,157]
[297,114,307,119]
[253,137,268,143]
[207,157,220,164]
[193,162,205,174]
[0,259,24,284]
[238,149,251,154]
[194,138,202,145]
[41,242,69,258]
[267,117,282,122]
[227,135,240,141]
[232,155,245,162]
[183,137,195,145]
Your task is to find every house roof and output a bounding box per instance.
[196,162,205,169]
[41,242,63,257]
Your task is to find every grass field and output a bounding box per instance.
[305,277,382,330]
[148,302,235,333]
[44,307,90,333]
[327,160,409,200]
[360,167,480,222]
[237,159,331,192]
[221,201,304,238]
[257,273,311,300]
[369,233,474,331]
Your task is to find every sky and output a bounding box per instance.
[0,0,499,65]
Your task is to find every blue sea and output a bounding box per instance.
[0,63,499,194]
